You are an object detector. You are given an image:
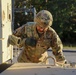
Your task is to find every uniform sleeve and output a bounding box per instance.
[50,28,63,56]
[13,25,25,37]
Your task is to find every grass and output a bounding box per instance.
[63,43,76,50]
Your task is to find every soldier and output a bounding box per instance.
[8,10,67,65]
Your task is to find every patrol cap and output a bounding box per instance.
[34,10,53,28]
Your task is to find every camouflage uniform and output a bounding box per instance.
[8,10,65,63]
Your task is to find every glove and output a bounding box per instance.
[25,37,37,47]
[8,35,20,46]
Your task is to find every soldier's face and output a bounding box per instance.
[36,25,48,34]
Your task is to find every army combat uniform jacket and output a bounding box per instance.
[11,22,65,63]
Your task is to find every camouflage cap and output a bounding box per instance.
[34,10,53,28]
